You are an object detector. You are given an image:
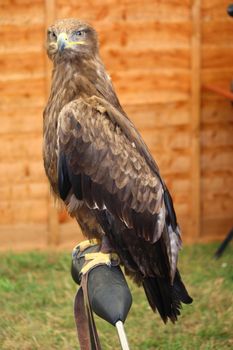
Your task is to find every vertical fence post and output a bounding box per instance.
[190,0,201,239]
[44,0,60,246]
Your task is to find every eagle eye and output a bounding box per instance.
[47,30,57,41]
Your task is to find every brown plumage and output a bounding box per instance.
[43,18,192,323]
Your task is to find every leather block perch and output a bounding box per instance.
[71,240,132,350]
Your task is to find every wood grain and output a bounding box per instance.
[0,0,232,249]
[202,20,233,46]
[201,0,233,240]
[103,47,190,71]
[201,0,232,20]
[125,101,190,128]
[202,47,233,69]
[57,0,191,22]
[0,24,44,50]
[190,0,201,238]
[112,69,190,105]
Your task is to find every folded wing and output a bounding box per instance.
[57,96,166,244]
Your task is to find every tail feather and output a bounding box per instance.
[143,269,192,323]
[143,277,167,321]
[173,270,193,304]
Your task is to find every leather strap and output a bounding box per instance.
[74,287,91,349]
[74,274,102,350]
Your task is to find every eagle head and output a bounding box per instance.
[46,18,98,63]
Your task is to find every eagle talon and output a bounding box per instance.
[72,239,120,282]
[74,238,99,253]
[81,251,120,275]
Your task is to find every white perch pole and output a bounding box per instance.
[115,320,130,350]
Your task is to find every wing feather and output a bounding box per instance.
[58,96,166,243]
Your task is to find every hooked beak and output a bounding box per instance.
[57,32,86,51]
[57,32,68,51]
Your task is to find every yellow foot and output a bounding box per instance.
[72,239,119,276]
[81,251,120,275]
[73,239,99,253]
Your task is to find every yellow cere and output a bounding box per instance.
[67,41,86,47]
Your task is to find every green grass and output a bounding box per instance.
[0,243,232,349]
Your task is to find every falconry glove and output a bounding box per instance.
[71,240,132,350]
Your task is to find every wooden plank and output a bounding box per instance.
[0,77,45,99]
[121,0,191,22]
[0,1,44,25]
[0,199,48,224]
[44,0,59,247]
[201,99,233,124]
[202,69,233,86]
[124,101,190,128]
[152,151,191,175]
[47,198,60,246]
[1,0,44,4]
[0,134,43,161]
[164,128,191,150]
[202,47,233,69]
[0,183,48,202]
[98,21,191,50]
[59,222,83,248]
[201,150,233,172]
[201,217,233,239]
[0,24,44,50]
[0,224,47,252]
[57,0,191,22]
[201,0,232,20]
[201,124,233,148]
[0,106,43,134]
[140,127,191,151]
[0,51,44,77]
[203,84,233,101]
[201,136,233,222]
[190,0,201,238]
[103,47,190,71]
[169,177,191,194]
[112,69,190,105]
[202,198,233,218]
[13,200,48,224]
[0,95,44,107]
[202,20,233,46]
[0,161,46,185]
[173,202,190,217]
[202,174,233,196]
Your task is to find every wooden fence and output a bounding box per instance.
[0,0,232,250]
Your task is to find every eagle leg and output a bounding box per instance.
[100,235,115,254]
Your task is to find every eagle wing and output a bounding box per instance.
[57,96,168,244]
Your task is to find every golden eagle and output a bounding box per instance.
[43,18,192,323]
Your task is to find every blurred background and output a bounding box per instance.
[0,0,233,251]
[0,2,233,350]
